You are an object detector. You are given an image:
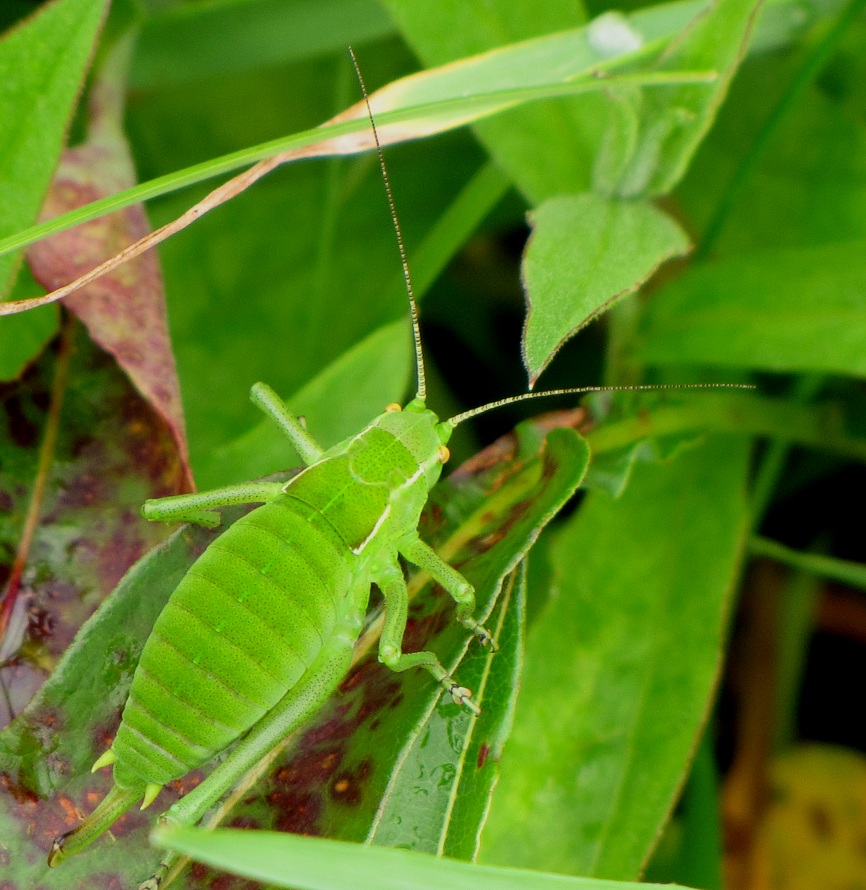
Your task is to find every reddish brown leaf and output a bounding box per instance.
[25,52,192,490]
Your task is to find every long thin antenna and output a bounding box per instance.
[447,382,755,428]
[348,46,427,401]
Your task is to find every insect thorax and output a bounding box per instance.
[370,401,450,489]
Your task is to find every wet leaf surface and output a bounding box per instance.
[482,434,751,878]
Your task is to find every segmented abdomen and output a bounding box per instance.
[112,495,354,788]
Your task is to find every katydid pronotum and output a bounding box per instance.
[46,49,751,887]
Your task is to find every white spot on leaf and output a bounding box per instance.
[586,12,643,58]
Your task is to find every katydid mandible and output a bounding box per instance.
[48,49,751,880]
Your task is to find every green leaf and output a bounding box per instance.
[0,0,109,300]
[598,0,765,197]
[521,193,690,385]
[380,0,828,202]
[481,435,751,878]
[638,239,866,378]
[152,826,699,890]
[364,564,526,859]
[380,0,597,202]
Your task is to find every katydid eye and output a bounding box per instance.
[385,403,402,413]
[437,445,450,464]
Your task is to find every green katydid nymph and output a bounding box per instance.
[48,49,751,885]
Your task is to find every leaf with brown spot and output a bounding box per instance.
[0,325,191,887]
[214,416,589,865]
[0,412,587,888]
[0,326,187,725]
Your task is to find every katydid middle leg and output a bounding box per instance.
[399,535,496,649]
[374,556,481,715]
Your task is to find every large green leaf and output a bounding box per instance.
[380,0,814,202]
[597,0,765,197]
[638,239,866,378]
[482,435,751,878]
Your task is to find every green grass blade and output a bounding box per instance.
[0,71,714,267]
[152,826,697,890]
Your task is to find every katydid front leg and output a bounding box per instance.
[142,482,285,527]
[250,382,324,466]
[142,381,323,528]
